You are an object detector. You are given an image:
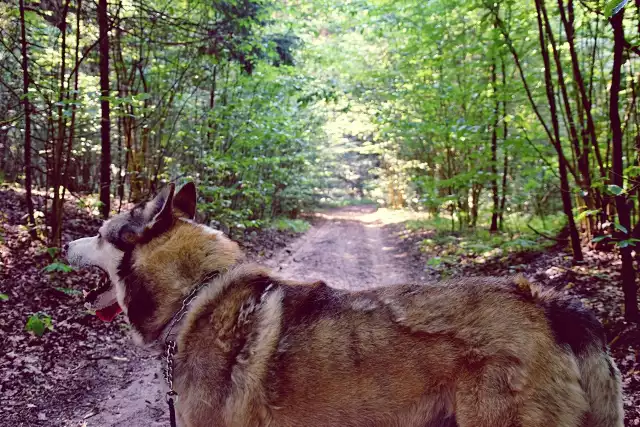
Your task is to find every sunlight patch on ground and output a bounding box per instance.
[314,206,431,225]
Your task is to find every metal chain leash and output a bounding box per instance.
[162,273,218,427]
[161,275,274,427]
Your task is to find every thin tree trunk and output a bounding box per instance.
[610,10,639,321]
[558,0,605,180]
[207,64,218,146]
[489,51,500,232]
[499,58,509,231]
[49,0,71,247]
[18,0,37,239]
[98,0,111,218]
[60,0,82,215]
[535,0,583,262]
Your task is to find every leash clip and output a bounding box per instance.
[166,391,178,427]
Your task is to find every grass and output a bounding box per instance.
[317,197,377,208]
[269,217,312,233]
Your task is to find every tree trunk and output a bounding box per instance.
[471,183,482,229]
[541,1,595,237]
[558,0,605,180]
[207,64,218,146]
[18,0,37,239]
[499,57,509,230]
[610,10,639,321]
[50,0,71,247]
[489,54,500,233]
[60,0,82,210]
[98,0,111,218]
[535,0,583,262]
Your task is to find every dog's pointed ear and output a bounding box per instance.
[173,182,197,219]
[145,183,175,234]
[152,183,176,220]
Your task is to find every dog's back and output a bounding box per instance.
[177,269,623,427]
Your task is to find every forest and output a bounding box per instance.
[1,0,640,425]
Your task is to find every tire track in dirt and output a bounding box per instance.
[70,205,421,427]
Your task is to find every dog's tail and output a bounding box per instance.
[542,296,624,427]
[576,346,624,427]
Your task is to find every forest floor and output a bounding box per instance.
[1,189,639,426]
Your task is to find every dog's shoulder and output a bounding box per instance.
[278,278,345,325]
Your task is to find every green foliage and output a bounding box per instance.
[270,218,311,233]
[46,247,59,259]
[42,262,74,273]
[606,185,625,196]
[604,0,630,17]
[25,313,54,337]
[0,293,9,301]
[408,211,566,267]
[614,223,629,234]
[318,198,376,208]
[54,287,83,296]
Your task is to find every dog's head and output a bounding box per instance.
[65,182,242,343]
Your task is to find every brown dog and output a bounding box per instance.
[66,183,624,427]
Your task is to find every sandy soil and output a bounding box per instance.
[65,205,422,427]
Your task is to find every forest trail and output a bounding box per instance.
[70,205,423,427]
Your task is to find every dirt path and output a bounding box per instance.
[67,206,423,427]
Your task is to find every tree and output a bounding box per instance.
[533,0,583,262]
[18,0,36,239]
[98,0,111,218]
[609,7,638,321]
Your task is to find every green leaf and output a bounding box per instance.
[41,262,74,273]
[54,287,83,296]
[606,184,624,196]
[25,313,53,337]
[604,0,629,17]
[616,239,638,248]
[614,223,628,234]
[427,257,443,267]
[624,165,640,178]
[576,209,600,222]
[46,247,59,259]
[591,235,609,243]
[0,293,8,301]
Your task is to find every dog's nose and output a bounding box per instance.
[63,243,69,254]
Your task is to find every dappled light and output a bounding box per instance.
[1,0,640,425]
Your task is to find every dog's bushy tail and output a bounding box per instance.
[542,295,624,427]
[576,346,624,427]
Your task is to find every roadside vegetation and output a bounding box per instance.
[1,0,640,424]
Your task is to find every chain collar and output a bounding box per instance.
[162,276,275,426]
[162,272,219,427]
[163,274,215,392]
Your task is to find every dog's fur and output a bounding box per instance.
[66,183,624,427]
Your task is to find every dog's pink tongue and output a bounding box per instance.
[95,302,122,322]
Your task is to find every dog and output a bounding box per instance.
[65,182,624,427]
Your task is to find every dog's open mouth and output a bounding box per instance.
[84,270,122,322]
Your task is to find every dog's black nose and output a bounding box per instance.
[63,243,69,254]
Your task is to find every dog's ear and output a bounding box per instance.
[145,183,175,219]
[173,182,197,219]
[145,183,176,235]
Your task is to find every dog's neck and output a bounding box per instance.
[157,269,219,347]
[123,221,244,345]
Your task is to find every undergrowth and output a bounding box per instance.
[269,217,312,233]
[405,212,566,268]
